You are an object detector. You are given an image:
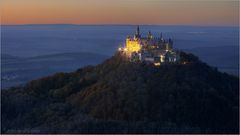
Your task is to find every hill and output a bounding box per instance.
[1,52,239,134]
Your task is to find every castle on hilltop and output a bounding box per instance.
[119,26,180,66]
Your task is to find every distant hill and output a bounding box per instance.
[1,52,239,134]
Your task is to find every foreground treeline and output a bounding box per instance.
[1,52,239,133]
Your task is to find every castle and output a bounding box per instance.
[119,26,179,66]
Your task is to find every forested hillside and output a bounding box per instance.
[2,52,239,134]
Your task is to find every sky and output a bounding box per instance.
[1,0,239,26]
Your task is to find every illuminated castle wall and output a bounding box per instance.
[126,37,141,53]
[125,26,141,54]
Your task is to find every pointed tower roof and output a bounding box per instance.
[148,30,153,39]
[136,25,140,35]
[160,32,163,41]
[135,25,141,38]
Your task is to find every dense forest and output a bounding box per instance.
[1,52,239,134]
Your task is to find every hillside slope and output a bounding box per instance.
[1,52,239,134]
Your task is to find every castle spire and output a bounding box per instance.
[160,32,163,41]
[148,30,153,39]
[136,25,140,35]
[135,25,141,38]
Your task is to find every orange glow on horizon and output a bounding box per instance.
[1,0,239,26]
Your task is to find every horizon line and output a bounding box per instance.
[1,23,239,27]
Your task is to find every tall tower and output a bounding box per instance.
[148,31,153,39]
[160,32,163,41]
[135,25,141,38]
[136,25,140,35]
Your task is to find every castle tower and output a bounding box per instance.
[135,25,141,38]
[148,31,153,39]
[160,32,163,41]
[136,25,140,35]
